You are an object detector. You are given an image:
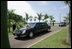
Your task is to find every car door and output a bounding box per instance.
[38,23,43,32]
[41,23,44,31]
[35,23,40,33]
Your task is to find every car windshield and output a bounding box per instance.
[20,28,25,31]
[26,23,35,28]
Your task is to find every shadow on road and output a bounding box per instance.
[15,31,51,41]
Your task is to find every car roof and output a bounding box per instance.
[60,22,64,23]
[28,22,47,24]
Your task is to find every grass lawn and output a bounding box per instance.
[8,32,13,35]
[30,27,71,48]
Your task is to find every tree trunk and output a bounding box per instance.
[39,20,40,22]
[9,19,10,32]
[53,22,54,26]
[50,21,51,25]
[67,2,71,45]
[1,1,10,48]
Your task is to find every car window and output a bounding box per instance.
[27,23,35,28]
[60,22,64,24]
[36,23,39,27]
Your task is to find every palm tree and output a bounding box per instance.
[64,1,71,45]
[29,16,33,22]
[34,16,37,21]
[23,18,27,24]
[37,13,42,22]
[49,16,54,25]
[52,20,56,26]
[1,1,10,48]
[43,14,49,20]
[43,14,49,23]
[25,13,29,23]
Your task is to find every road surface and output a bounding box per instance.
[9,26,67,48]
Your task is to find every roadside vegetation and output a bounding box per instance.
[30,27,71,48]
[7,9,57,36]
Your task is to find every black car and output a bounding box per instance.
[13,22,51,38]
[59,22,66,27]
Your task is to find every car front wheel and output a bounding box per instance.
[29,32,34,38]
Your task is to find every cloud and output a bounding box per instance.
[41,1,48,5]
[59,5,69,10]
[7,1,38,18]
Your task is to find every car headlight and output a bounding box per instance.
[22,30,26,34]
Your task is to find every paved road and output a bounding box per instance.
[9,26,67,48]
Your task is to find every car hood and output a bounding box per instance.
[20,27,32,31]
[13,28,27,34]
[20,27,27,30]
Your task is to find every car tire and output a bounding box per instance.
[48,29,50,32]
[29,32,34,38]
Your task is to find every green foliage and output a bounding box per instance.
[52,20,55,22]
[64,1,71,6]
[49,16,54,20]
[29,16,33,21]
[34,17,37,21]
[44,14,49,20]
[37,13,42,22]
[25,13,29,21]
[7,10,23,23]
[30,27,71,48]
[20,25,24,28]
[49,16,55,25]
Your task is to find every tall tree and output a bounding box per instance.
[23,18,27,24]
[29,16,32,22]
[52,20,56,26]
[7,10,15,32]
[43,14,49,20]
[1,1,10,48]
[25,13,29,23]
[8,10,23,32]
[43,14,49,23]
[34,16,37,21]
[37,13,42,22]
[64,1,71,45]
[49,16,54,25]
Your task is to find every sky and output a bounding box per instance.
[7,1,69,23]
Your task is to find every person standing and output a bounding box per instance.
[13,23,16,31]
